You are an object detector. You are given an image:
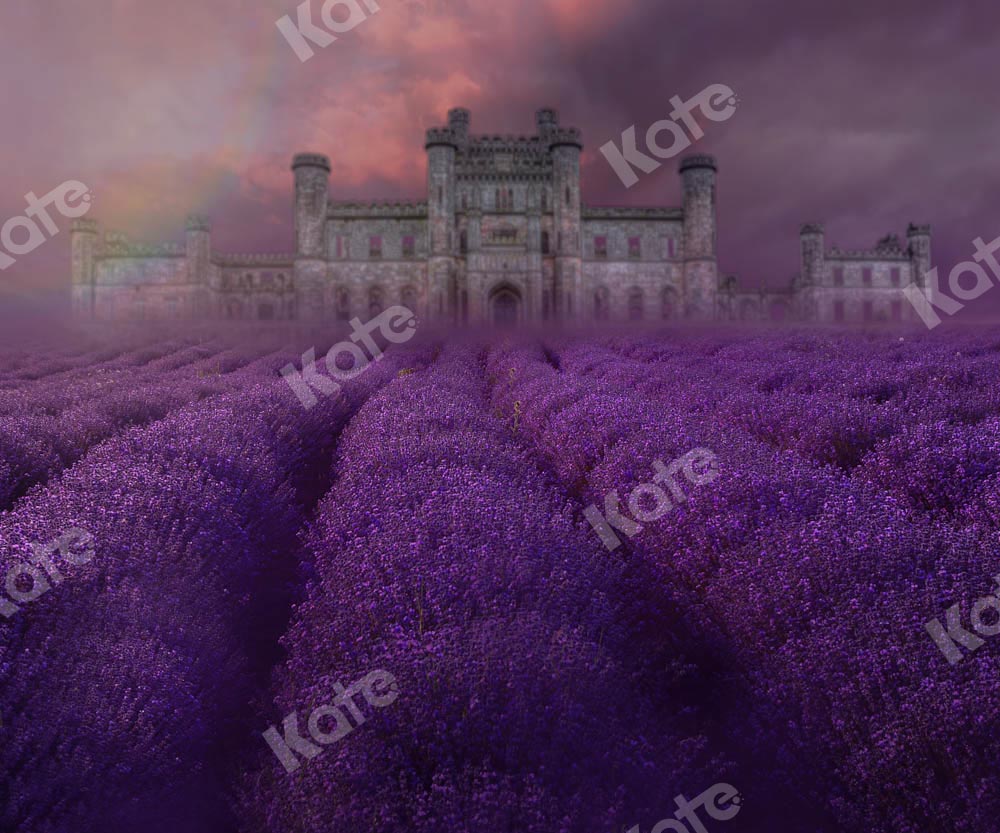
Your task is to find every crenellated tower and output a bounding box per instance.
[680,154,719,319]
[424,111,462,320]
[292,152,331,319]
[541,108,583,320]
[70,218,99,319]
[907,223,932,288]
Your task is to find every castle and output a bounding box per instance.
[70,107,932,325]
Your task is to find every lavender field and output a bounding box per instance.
[1,326,999,833]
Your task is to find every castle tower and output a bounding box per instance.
[185,214,211,317]
[907,223,932,288]
[680,154,718,319]
[292,153,331,319]
[542,108,583,320]
[425,115,460,320]
[798,223,824,319]
[70,218,98,319]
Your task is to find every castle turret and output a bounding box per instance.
[425,119,459,319]
[799,223,825,286]
[185,215,211,317]
[292,153,331,318]
[680,154,718,319]
[907,223,932,288]
[543,108,583,320]
[71,218,98,319]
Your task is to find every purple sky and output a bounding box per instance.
[1,0,998,318]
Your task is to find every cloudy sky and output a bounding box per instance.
[1,0,997,317]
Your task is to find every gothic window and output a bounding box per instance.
[336,288,350,321]
[891,300,903,321]
[565,185,571,206]
[628,237,641,259]
[663,287,678,320]
[627,288,643,321]
[460,230,468,254]
[336,236,343,258]
[594,286,610,321]
[541,231,550,254]
[863,267,873,287]
[495,188,501,211]
[369,286,385,317]
[834,300,845,322]
[594,236,608,259]
[403,235,415,257]
[438,186,443,207]
[462,193,468,210]
[541,191,548,212]
[890,267,901,287]
[833,267,844,287]
[369,236,382,259]
[401,285,418,312]
[863,300,874,321]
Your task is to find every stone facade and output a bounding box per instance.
[71,107,930,325]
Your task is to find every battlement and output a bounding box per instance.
[800,223,824,235]
[186,214,211,232]
[291,153,331,172]
[100,233,185,259]
[583,206,684,221]
[215,253,295,267]
[680,154,718,173]
[907,223,931,236]
[425,127,461,149]
[328,201,428,219]
[546,126,583,149]
[72,218,99,234]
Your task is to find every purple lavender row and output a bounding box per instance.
[489,336,1000,832]
[0,345,417,833]
[0,344,288,512]
[242,345,732,833]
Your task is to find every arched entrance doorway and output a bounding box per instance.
[489,284,522,326]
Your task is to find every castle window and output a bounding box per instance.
[627,288,643,321]
[565,185,571,206]
[495,189,501,211]
[662,287,677,320]
[628,237,641,259]
[369,287,385,316]
[834,300,845,322]
[403,235,415,257]
[833,267,844,287]
[541,231,550,254]
[438,186,443,207]
[890,267,901,287]
[664,237,676,259]
[460,230,468,254]
[369,236,382,259]
[862,267,873,287]
[462,194,468,211]
[594,236,608,259]
[542,191,548,212]
[336,288,350,321]
[863,300,874,321]
[594,286,610,321]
